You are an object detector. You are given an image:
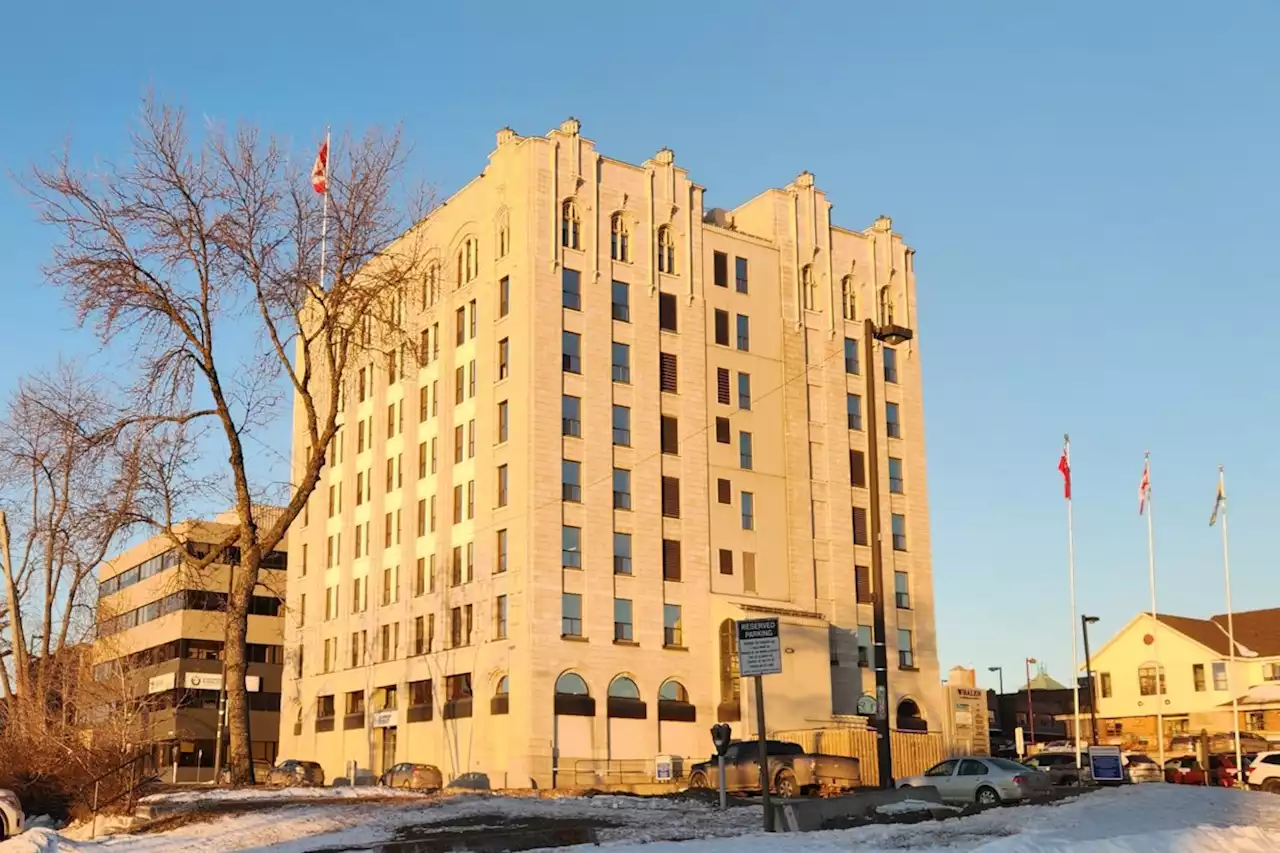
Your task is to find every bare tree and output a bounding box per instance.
[27,98,427,782]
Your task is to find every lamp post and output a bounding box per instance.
[987,666,1005,696]
[1025,657,1038,746]
[1082,616,1100,747]
[862,316,913,789]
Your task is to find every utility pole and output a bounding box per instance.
[1025,657,1037,747]
[1082,616,1100,747]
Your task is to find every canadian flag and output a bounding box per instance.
[1139,457,1151,515]
[311,140,328,194]
[1057,439,1071,500]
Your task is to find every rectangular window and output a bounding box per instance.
[613,468,632,510]
[495,595,508,639]
[497,464,508,507]
[456,307,466,345]
[413,615,426,655]
[467,479,475,519]
[737,373,751,410]
[888,457,904,493]
[718,548,733,575]
[735,256,749,293]
[742,551,756,592]
[853,507,869,546]
[660,415,679,455]
[498,337,510,380]
[844,337,859,374]
[1100,672,1112,698]
[662,539,681,581]
[855,564,873,603]
[715,417,731,444]
[663,604,683,647]
[741,491,755,530]
[561,394,581,437]
[429,495,436,532]
[739,431,753,470]
[417,499,427,537]
[499,276,510,317]
[736,314,750,351]
[891,513,907,551]
[419,386,429,422]
[886,402,901,438]
[614,598,633,642]
[468,359,477,398]
[562,525,582,569]
[468,299,477,338]
[894,571,911,609]
[850,450,867,488]
[658,292,678,332]
[452,485,462,525]
[613,532,632,575]
[1139,665,1166,696]
[1193,663,1206,692]
[661,476,681,518]
[717,477,732,504]
[898,629,915,668]
[612,280,630,322]
[496,529,508,573]
[847,394,862,430]
[714,309,729,346]
[562,459,582,502]
[387,403,396,438]
[562,331,581,374]
[659,352,678,393]
[455,367,464,404]
[432,379,438,415]
[414,557,426,596]
[497,400,509,443]
[717,368,731,405]
[451,547,462,586]
[562,268,581,310]
[1212,661,1228,691]
[883,347,899,383]
[562,593,583,637]
[612,405,631,447]
[449,607,463,647]
[454,425,463,463]
[611,342,630,383]
[713,251,728,287]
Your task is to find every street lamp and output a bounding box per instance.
[862,316,914,790]
[1082,616,1100,747]
[1025,657,1038,746]
[987,666,1005,696]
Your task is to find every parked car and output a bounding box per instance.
[687,740,860,797]
[1169,732,1270,756]
[268,759,326,787]
[898,757,1052,806]
[1021,752,1092,786]
[1163,753,1251,787]
[1245,751,1280,793]
[0,789,24,842]
[1121,752,1164,784]
[380,763,443,791]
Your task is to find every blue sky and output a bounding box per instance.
[2,2,1277,692]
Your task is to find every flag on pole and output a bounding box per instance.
[1057,438,1072,500]
[311,140,329,194]
[1210,477,1226,526]
[1139,456,1151,515]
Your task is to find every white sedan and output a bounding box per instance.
[0,789,24,841]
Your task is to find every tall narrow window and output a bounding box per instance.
[611,280,630,322]
[737,373,751,410]
[612,468,632,510]
[562,268,581,310]
[739,432,753,470]
[611,213,630,262]
[612,405,631,447]
[496,529,508,573]
[852,507,868,546]
[714,310,729,346]
[898,629,915,668]
[659,292,678,332]
[614,599,634,642]
[562,525,582,569]
[662,539,681,581]
[713,251,728,287]
[891,513,908,551]
[844,337,859,374]
[736,314,750,351]
[894,572,911,609]
[611,342,630,383]
[499,276,510,317]
[663,604,683,647]
[562,459,582,502]
[657,226,675,273]
[741,491,755,530]
[613,532,632,575]
[841,275,856,320]
[801,264,817,311]
[562,395,582,437]
[659,352,678,393]
[497,400,509,443]
[496,464,508,507]
[850,449,867,488]
[847,394,862,430]
[660,415,679,455]
[661,476,681,518]
[735,256,749,293]
[886,402,901,438]
[498,337,510,380]
[561,200,580,249]
[888,457,904,493]
[884,347,899,384]
[563,331,582,374]
[719,549,734,575]
[562,593,583,637]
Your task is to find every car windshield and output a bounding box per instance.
[988,758,1032,773]
[766,741,804,755]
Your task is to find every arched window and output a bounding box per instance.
[840,275,856,321]
[801,264,817,311]
[496,675,509,696]
[554,671,595,717]
[611,213,630,262]
[456,237,479,287]
[659,680,688,702]
[1138,663,1166,696]
[608,676,640,699]
[496,211,510,259]
[896,697,927,732]
[561,200,581,250]
[658,679,695,722]
[879,285,894,325]
[657,226,675,274]
[717,619,741,722]
[421,262,440,309]
[555,672,590,695]
[491,675,510,715]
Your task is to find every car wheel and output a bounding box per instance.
[688,771,710,789]
[1061,776,1077,787]
[1262,779,1280,794]
[774,769,798,799]
[0,812,8,843]
[976,786,1001,807]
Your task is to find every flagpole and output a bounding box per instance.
[319,127,331,290]
[1144,451,1165,766]
[1065,435,1081,769]
[1218,465,1243,783]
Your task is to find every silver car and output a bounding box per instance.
[898,757,1052,806]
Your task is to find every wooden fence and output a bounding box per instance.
[772,726,944,788]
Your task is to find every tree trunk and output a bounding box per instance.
[0,512,30,695]
[225,540,262,785]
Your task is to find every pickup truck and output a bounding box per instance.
[687,739,860,797]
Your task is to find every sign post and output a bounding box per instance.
[1088,745,1123,785]
[737,618,782,833]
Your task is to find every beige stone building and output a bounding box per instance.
[939,667,992,757]
[91,512,288,781]
[280,118,941,788]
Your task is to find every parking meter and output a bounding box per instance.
[710,724,732,808]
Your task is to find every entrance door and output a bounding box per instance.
[376,728,397,776]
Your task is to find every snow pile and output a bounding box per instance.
[873,799,954,816]
[138,785,421,805]
[1237,683,1280,706]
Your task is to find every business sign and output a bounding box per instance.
[183,672,262,692]
[148,672,177,694]
[372,710,397,728]
[736,618,782,677]
[1089,745,1124,783]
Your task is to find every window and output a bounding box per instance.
[661,476,680,518]
[714,310,729,346]
[496,400,509,444]
[467,479,475,519]
[894,572,910,609]
[452,485,462,524]
[454,425,463,463]
[562,593,583,637]
[562,526,582,569]
[717,368,731,405]
[468,360,476,397]
[659,352,678,393]
[449,607,463,646]
[1139,664,1167,696]
[801,264,817,311]
[713,251,728,287]
[495,529,508,574]
[497,464,508,507]
[614,599,633,642]
[736,314,750,351]
[891,513,907,551]
[499,276,510,317]
[658,292,678,331]
[853,507,869,546]
[611,342,630,383]
[886,402,901,438]
[735,256,749,293]
[562,459,581,502]
[612,405,631,446]
[854,565,872,603]
[498,337,510,379]
[888,457,904,493]
[739,431,753,470]
[841,276,856,320]
[612,468,631,510]
[743,552,756,592]
[715,417,731,444]
[717,478,732,504]
[562,267,581,310]
[663,604,683,647]
[1212,661,1228,691]
[850,450,867,488]
[562,395,581,437]
[884,347,899,383]
[1099,672,1112,698]
[847,394,862,430]
[898,629,915,668]
[469,299,477,338]
[413,616,427,654]
[612,280,630,322]
[1193,663,1206,692]
[561,200,580,249]
[737,373,751,410]
[657,225,675,273]
[611,213,630,262]
[613,532,632,575]
[456,307,466,345]
[660,415,678,455]
[1264,663,1280,682]
[662,539,681,581]
[562,331,581,373]
[741,492,755,530]
[719,549,734,575]
[494,595,508,640]
[457,236,479,286]
[455,367,465,404]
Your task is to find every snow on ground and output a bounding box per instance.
[3,784,1280,853]
[137,787,423,805]
[873,799,959,816]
